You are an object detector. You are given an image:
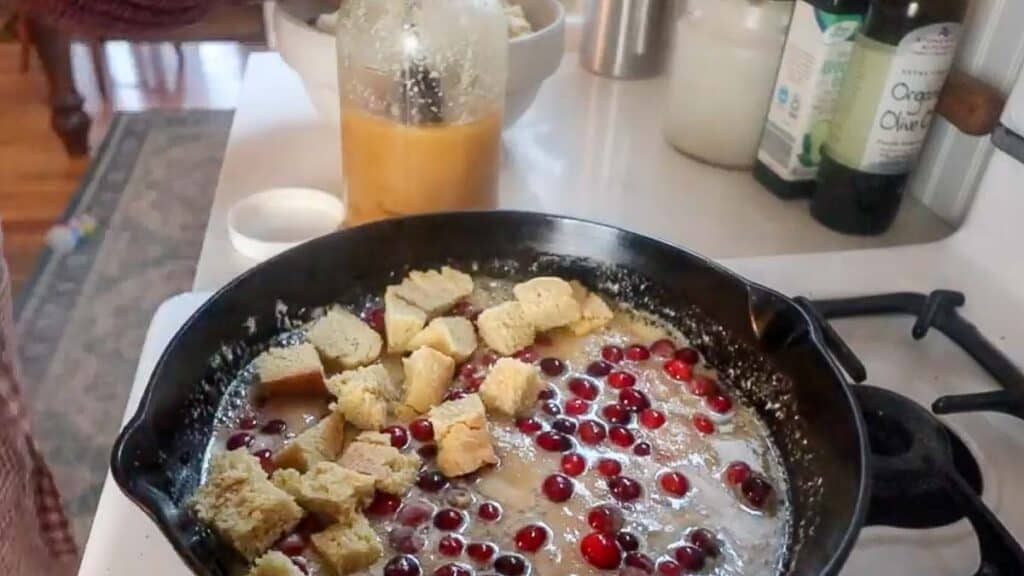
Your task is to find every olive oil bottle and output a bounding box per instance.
[812,0,966,234]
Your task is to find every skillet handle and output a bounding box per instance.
[793,297,868,383]
[944,469,1024,576]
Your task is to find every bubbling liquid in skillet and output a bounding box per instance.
[207,278,792,576]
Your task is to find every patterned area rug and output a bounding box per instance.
[15,110,232,544]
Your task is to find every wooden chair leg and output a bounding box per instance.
[18,14,31,73]
[26,17,91,157]
[89,41,108,100]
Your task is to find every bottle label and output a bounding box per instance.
[758,2,864,182]
[826,23,961,175]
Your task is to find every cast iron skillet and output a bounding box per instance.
[111,211,870,575]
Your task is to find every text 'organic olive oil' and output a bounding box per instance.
[811,0,966,234]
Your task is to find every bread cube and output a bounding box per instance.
[385,286,428,353]
[568,281,615,335]
[273,411,346,473]
[478,357,542,417]
[437,422,498,477]
[352,430,392,446]
[271,462,375,520]
[391,266,474,316]
[248,551,304,576]
[309,513,382,575]
[326,365,393,430]
[338,434,422,494]
[476,301,536,356]
[513,277,582,331]
[400,346,455,415]
[192,450,303,559]
[306,307,383,371]
[407,316,478,362]
[253,343,326,396]
[428,394,487,441]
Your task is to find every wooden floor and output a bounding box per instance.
[0,40,251,295]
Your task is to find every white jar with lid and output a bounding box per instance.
[664,0,794,169]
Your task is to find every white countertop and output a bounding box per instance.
[193,52,952,293]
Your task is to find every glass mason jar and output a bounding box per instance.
[664,0,794,169]
[336,0,508,226]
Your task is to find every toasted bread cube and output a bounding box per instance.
[248,551,304,576]
[391,266,474,316]
[513,277,582,331]
[437,422,498,477]
[400,346,455,414]
[273,412,346,473]
[271,462,375,520]
[429,394,487,441]
[306,308,383,371]
[478,357,542,417]
[309,513,382,575]
[327,365,392,430]
[253,343,326,396]
[476,301,536,356]
[407,316,478,362]
[385,286,428,353]
[338,434,422,494]
[567,281,614,335]
[192,450,303,559]
[353,430,392,446]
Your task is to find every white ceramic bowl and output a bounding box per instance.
[272,0,565,127]
[227,187,345,261]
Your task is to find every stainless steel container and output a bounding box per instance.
[580,0,669,78]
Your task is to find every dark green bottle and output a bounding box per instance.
[811,0,967,234]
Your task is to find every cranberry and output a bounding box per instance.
[706,394,733,414]
[458,362,478,380]
[618,388,650,412]
[602,345,625,363]
[608,476,643,502]
[389,526,426,554]
[467,542,497,563]
[536,430,573,452]
[539,357,566,376]
[275,533,306,556]
[494,554,528,576]
[692,414,715,434]
[663,359,693,382]
[366,491,402,516]
[382,425,410,449]
[481,351,500,366]
[741,475,775,509]
[616,531,640,552]
[397,500,434,526]
[444,389,468,402]
[587,360,614,377]
[674,347,700,364]
[607,371,637,389]
[673,545,706,571]
[478,501,502,521]
[551,417,578,435]
[226,432,253,450]
[261,418,288,434]
[252,448,275,474]
[465,375,484,392]
[363,307,386,332]
[624,552,655,573]
[581,532,623,569]
[432,563,472,576]
[410,419,435,442]
[659,471,690,497]
[438,534,465,556]
[601,403,632,425]
[565,398,591,416]
[514,524,549,552]
[237,414,259,430]
[434,508,466,531]
[516,417,543,434]
[569,377,600,401]
[587,504,624,533]
[579,420,608,445]
[688,528,719,557]
[609,426,636,447]
[639,409,666,429]
[632,442,652,457]
[687,376,718,397]
[625,344,651,361]
[452,300,478,319]
[542,400,562,416]
[514,346,539,363]
[657,559,682,576]
[724,461,751,485]
[384,555,422,576]
[538,386,557,401]
[597,457,623,477]
[417,444,438,459]
[542,473,575,502]
[650,339,676,358]
[561,453,587,476]
[417,470,449,492]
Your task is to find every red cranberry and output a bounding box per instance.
[384,555,422,576]
[607,371,637,389]
[657,559,682,576]
[260,418,288,434]
[364,307,386,332]
[444,389,468,402]
[396,500,434,526]
[569,377,600,401]
[481,351,500,366]
[632,442,652,457]
[467,542,497,563]
[587,504,624,533]
[616,531,640,552]
[538,386,558,401]
[663,359,693,381]
[579,420,608,445]
[275,533,306,556]
[514,524,549,552]
[687,376,718,397]
[618,388,650,412]
[688,528,719,558]
[601,403,632,425]
[609,426,636,447]
[639,409,666,429]
[458,362,478,380]
[692,414,715,434]
[514,346,539,363]
[438,534,465,556]
[478,501,501,521]
[417,470,449,492]
[536,431,573,452]
[432,563,472,576]
[608,476,643,502]
[673,545,706,571]
[539,357,565,376]
[382,425,410,449]
[724,461,751,485]
[587,360,614,377]
[516,417,543,434]
[565,398,591,416]
[452,300,478,319]
[366,491,402,516]
[706,394,733,414]
[551,417,578,435]
[625,345,651,361]
[226,432,253,450]
[674,347,700,364]
[650,339,676,358]
[252,449,275,474]
[389,526,426,554]
[542,400,562,416]
[581,532,623,569]
[624,552,655,573]
[237,414,259,430]
[494,554,528,575]
[597,457,623,477]
[542,473,575,502]
[434,508,466,531]
[659,471,690,497]
[410,419,435,442]
[602,345,625,363]
[741,475,775,510]
[417,444,438,459]
[561,453,587,476]
[465,375,484,392]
